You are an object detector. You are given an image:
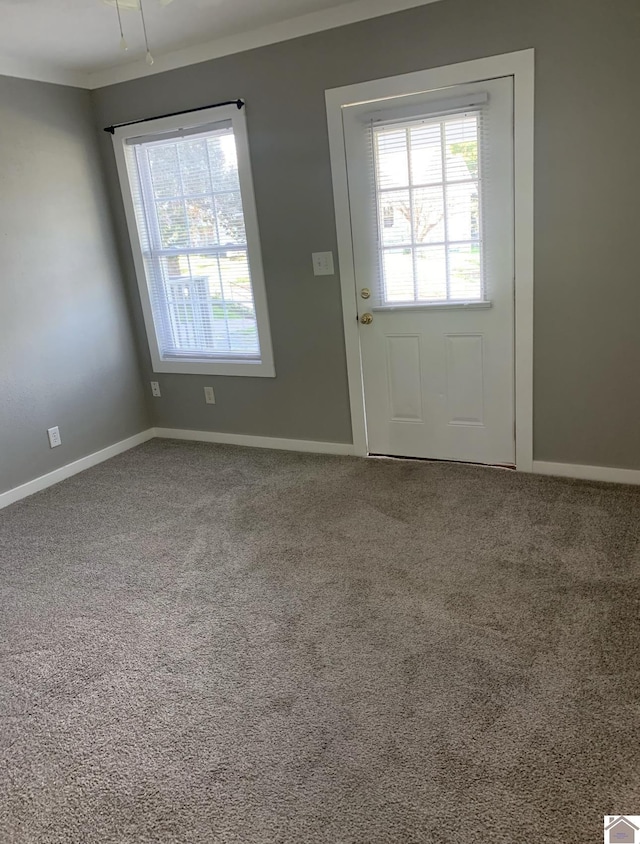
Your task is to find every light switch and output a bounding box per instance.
[312,251,335,276]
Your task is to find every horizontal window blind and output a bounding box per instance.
[371,107,485,306]
[124,121,261,361]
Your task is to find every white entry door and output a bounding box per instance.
[342,77,515,465]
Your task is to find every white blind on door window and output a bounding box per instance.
[371,108,485,305]
[124,121,261,361]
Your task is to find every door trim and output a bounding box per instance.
[326,49,535,471]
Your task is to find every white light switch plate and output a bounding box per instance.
[312,251,335,276]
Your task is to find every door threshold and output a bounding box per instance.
[367,453,516,471]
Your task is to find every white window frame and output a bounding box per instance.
[112,104,275,377]
[325,50,534,471]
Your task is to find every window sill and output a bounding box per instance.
[372,300,492,313]
[152,358,275,377]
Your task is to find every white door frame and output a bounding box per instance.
[326,49,535,471]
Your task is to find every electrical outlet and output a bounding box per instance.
[47,426,61,448]
[150,381,161,397]
[204,386,216,405]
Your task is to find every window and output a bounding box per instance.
[113,104,274,376]
[372,110,483,305]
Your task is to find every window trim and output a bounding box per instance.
[112,104,275,377]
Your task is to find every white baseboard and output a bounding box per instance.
[533,460,640,486]
[0,429,155,510]
[153,427,355,456]
[3,428,636,512]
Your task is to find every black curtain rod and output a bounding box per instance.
[104,99,244,135]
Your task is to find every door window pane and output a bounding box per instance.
[409,123,442,185]
[374,112,483,304]
[383,249,415,302]
[379,190,411,246]
[449,244,481,300]
[416,246,447,300]
[375,128,410,188]
[412,186,445,244]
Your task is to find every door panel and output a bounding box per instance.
[343,77,515,464]
[386,335,423,422]
[445,333,484,426]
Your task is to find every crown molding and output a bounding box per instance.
[1,0,443,91]
[86,0,444,89]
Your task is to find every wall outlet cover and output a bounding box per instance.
[47,426,62,448]
[151,381,161,397]
[204,386,216,404]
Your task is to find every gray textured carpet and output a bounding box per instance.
[1,440,639,843]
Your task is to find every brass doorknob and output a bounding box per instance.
[360,312,373,325]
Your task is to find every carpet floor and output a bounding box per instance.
[1,440,639,843]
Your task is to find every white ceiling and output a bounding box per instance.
[0,0,443,89]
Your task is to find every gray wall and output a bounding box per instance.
[91,0,640,468]
[0,75,150,494]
